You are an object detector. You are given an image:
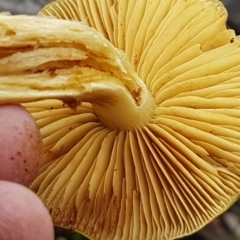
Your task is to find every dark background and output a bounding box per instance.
[0,0,240,240]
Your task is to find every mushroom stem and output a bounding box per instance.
[0,15,155,130]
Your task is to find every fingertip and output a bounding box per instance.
[0,180,54,240]
[0,104,43,186]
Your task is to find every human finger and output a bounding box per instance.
[0,104,43,186]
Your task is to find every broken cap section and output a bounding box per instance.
[0,15,155,130]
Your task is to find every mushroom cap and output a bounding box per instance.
[1,0,240,240]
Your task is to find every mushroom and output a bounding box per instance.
[0,0,240,239]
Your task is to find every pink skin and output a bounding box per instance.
[0,105,54,240]
[0,181,54,240]
[0,104,43,186]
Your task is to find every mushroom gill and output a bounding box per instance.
[0,0,240,239]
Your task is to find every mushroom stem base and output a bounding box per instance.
[92,79,155,130]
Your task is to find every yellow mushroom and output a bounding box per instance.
[0,0,240,239]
